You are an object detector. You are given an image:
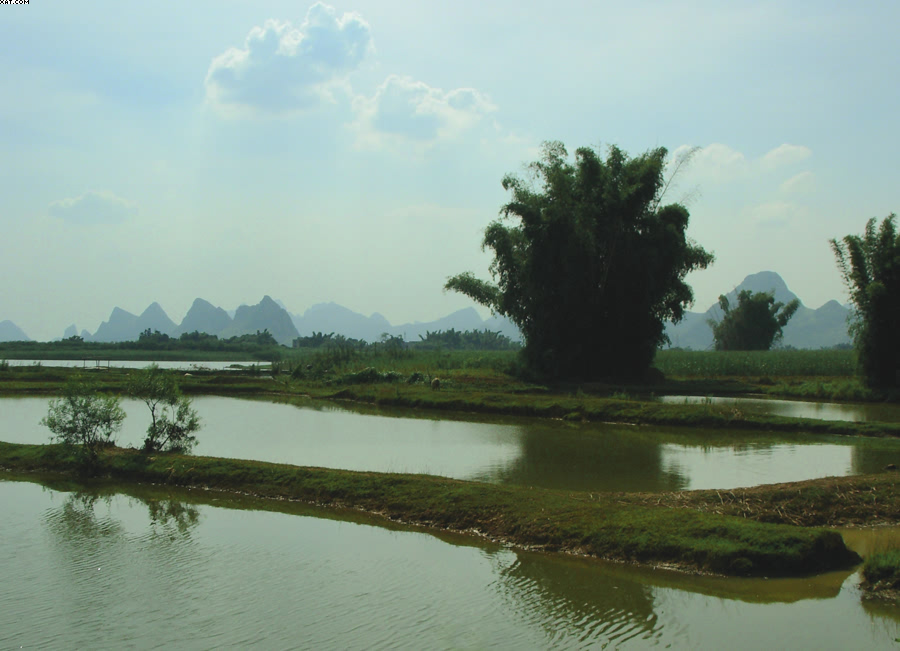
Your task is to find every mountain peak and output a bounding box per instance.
[706,272,800,313]
[733,271,799,306]
[0,320,31,342]
[175,298,232,337]
[109,306,136,320]
[140,302,168,318]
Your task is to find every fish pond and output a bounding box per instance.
[2,477,900,649]
[659,395,900,424]
[4,395,900,493]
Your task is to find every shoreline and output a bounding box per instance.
[0,441,864,579]
[2,372,898,438]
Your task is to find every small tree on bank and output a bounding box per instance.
[709,290,800,351]
[128,364,201,453]
[445,141,713,380]
[831,214,900,388]
[42,378,126,467]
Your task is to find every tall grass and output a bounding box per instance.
[655,349,856,378]
[863,549,900,590]
[285,347,519,380]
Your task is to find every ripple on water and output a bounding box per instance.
[4,479,900,649]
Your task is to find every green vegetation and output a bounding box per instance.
[863,549,900,594]
[413,328,519,351]
[832,214,900,388]
[445,141,713,381]
[653,349,856,378]
[128,364,201,453]
[709,290,800,351]
[0,441,860,577]
[0,329,282,361]
[40,377,125,467]
[618,472,900,528]
[292,328,519,352]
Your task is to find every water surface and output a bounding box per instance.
[2,478,898,650]
[5,395,900,492]
[5,359,253,370]
[660,394,900,423]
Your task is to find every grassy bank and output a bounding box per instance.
[616,473,900,527]
[305,383,900,437]
[0,441,860,578]
[863,551,900,598]
[2,364,898,437]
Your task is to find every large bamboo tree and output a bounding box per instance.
[831,214,900,388]
[709,290,800,351]
[446,141,713,380]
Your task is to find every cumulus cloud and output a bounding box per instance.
[205,2,373,116]
[675,143,749,182]
[351,75,497,148]
[672,143,813,184]
[761,144,812,169]
[742,200,811,230]
[48,191,136,224]
[780,170,816,194]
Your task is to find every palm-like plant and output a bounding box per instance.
[831,214,900,387]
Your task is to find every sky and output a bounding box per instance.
[2,0,898,341]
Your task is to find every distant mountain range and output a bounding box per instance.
[0,320,31,342]
[0,272,854,348]
[2,296,520,346]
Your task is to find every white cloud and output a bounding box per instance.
[48,191,136,224]
[351,75,497,149]
[672,143,813,185]
[761,144,812,169]
[676,143,749,182]
[780,170,816,194]
[741,200,810,229]
[205,3,373,116]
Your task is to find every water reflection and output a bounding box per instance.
[3,476,900,649]
[6,395,900,493]
[474,422,688,492]
[6,359,251,371]
[852,443,900,475]
[494,551,662,647]
[659,395,900,423]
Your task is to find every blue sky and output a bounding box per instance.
[2,1,898,340]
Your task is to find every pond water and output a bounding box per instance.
[4,359,255,370]
[659,394,900,423]
[2,478,898,650]
[5,396,900,492]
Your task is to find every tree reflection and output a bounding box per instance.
[43,485,201,543]
[478,422,688,492]
[851,443,900,475]
[491,549,662,647]
[145,497,201,536]
[48,491,126,541]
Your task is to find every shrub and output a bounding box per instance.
[41,377,125,467]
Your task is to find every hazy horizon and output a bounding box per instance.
[3,1,897,341]
[2,268,845,342]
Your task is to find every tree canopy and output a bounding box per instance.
[42,378,125,467]
[831,214,900,387]
[445,141,713,380]
[128,364,201,453]
[708,290,800,351]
